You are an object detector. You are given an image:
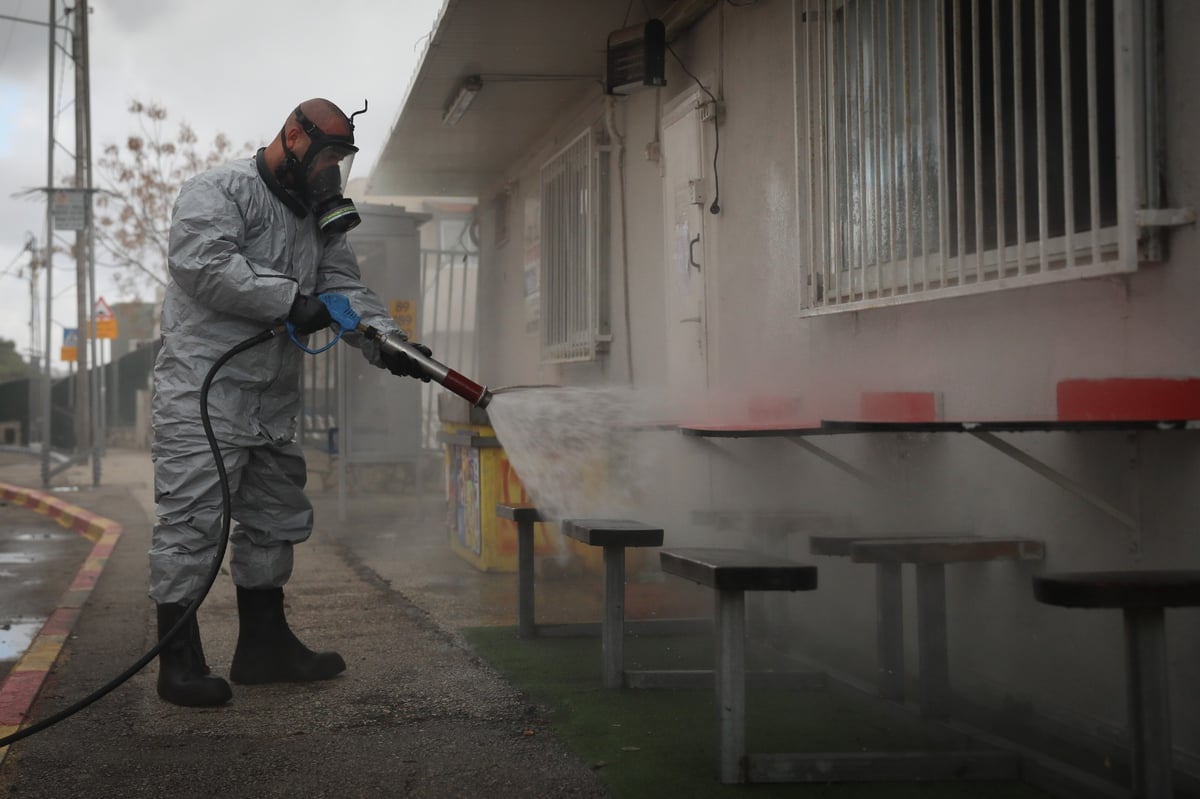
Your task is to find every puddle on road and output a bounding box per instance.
[13,531,71,542]
[0,618,46,662]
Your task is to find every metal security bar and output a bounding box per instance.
[297,248,479,459]
[794,0,1140,314]
[540,129,609,363]
[299,327,340,453]
[418,247,479,451]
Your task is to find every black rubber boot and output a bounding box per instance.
[191,619,211,675]
[156,603,232,707]
[229,587,346,685]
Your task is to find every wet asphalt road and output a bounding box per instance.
[0,502,92,678]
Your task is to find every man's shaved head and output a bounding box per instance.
[289,98,352,136]
[262,98,358,181]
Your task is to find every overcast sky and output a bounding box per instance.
[0,0,444,370]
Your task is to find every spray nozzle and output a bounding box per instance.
[368,327,493,409]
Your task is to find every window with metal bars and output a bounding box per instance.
[540,129,610,363]
[794,0,1143,314]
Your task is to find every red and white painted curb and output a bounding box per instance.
[0,482,123,762]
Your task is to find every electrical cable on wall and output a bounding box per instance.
[641,0,722,214]
[667,42,721,215]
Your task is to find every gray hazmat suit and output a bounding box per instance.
[149,153,399,604]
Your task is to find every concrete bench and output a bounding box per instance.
[499,504,711,646]
[844,536,1044,719]
[495,503,550,638]
[660,547,817,783]
[1034,570,1200,799]
[809,533,971,702]
[561,518,664,688]
[694,508,846,635]
[661,547,1020,785]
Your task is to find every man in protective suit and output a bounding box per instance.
[150,98,427,707]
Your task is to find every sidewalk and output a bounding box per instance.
[0,448,608,798]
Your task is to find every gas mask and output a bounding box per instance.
[279,102,368,235]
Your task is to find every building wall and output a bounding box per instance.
[474,0,1200,762]
[110,301,158,361]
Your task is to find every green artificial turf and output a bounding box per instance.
[462,626,1053,799]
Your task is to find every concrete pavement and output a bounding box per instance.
[0,448,609,798]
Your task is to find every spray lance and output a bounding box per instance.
[0,292,490,750]
[293,293,492,408]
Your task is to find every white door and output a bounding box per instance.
[661,101,709,397]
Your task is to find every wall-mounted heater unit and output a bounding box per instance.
[606,19,666,96]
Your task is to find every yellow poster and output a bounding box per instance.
[389,299,417,337]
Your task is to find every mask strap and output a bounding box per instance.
[280,125,299,172]
[292,106,357,173]
[255,149,308,218]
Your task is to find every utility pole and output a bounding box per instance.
[71,2,90,476]
[25,236,41,450]
[70,0,100,485]
[11,0,97,485]
[41,0,55,487]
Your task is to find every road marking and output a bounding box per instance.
[0,483,123,763]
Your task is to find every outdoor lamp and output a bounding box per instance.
[442,75,482,126]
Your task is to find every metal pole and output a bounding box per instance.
[27,242,39,448]
[336,336,347,523]
[1124,606,1174,799]
[79,0,101,483]
[41,0,55,487]
[72,2,91,474]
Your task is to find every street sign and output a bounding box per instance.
[52,189,87,231]
[61,328,78,362]
[93,296,118,339]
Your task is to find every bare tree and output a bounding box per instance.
[94,101,252,297]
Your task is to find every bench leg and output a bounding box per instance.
[915,562,949,719]
[1124,606,1174,799]
[716,588,747,784]
[602,545,626,689]
[517,521,536,639]
[875,562,904,701]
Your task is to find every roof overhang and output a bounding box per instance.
[366,0,713,198]
[366,0,627,199]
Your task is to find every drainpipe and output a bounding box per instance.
[605,95,634,386]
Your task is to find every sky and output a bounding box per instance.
[0,0,445,371]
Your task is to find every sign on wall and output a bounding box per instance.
[389,299,417,338]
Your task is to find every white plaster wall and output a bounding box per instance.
[715,0,1199,762]
[475,85,671,393]
[474,0,1200,764]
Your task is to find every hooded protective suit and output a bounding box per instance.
[149,152,399,604]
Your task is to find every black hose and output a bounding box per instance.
[0,327,279,749]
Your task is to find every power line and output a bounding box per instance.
[0,248,29,280]
[0,1,26,71]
